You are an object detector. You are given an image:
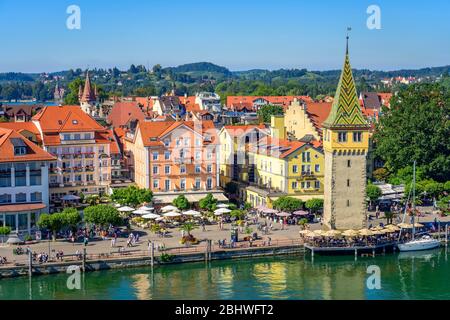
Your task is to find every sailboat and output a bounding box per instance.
[397,161,440,252]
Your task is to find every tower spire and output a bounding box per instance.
[323,33,368,129]
[346,27,351,55]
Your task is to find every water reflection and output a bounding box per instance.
[0,248,449,300]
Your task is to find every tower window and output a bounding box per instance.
[353,132,362,142]
[347,179,350,187]
[347,200,350,207]
[347,160,351,168]
[338,132,347,142]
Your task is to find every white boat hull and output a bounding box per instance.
[398,238,440,252]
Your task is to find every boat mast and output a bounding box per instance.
[411,161,416,240]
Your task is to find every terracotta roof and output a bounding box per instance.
[136,120,217,147]
[226,96,313,110]
[377,93,393,107]
[33,105,105,133]
[0,203,46,213]
[250,136,316,159]
[223,124,267,137]
[0,128,55,163]
[79,72,96,102]
[360,92,382,109]
[0,122,42,143]
[107,101,146,127]
[134,97,155,109]
[304,102,333,134]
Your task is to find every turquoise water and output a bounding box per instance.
[1,248,449,300]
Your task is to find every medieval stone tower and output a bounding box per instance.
[322,39,370,230]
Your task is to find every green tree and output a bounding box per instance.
[367,184,382,207]
[272,196,303,212]
[83,205,123,227]
[256,105,284,123]
[180,222,197,237]
[60,208,82,232]
[374,83,450,182]
[111,186,153,207]
[0,226,11,243]
[437,196,450,214]
[230,209,246,220]
[37,213,64,241]
[173,195,190,210]
[64,78,84,105]
[199,193,217,211]
[372,167,389,182]
[305,198,324,214]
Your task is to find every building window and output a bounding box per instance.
[184,138,190,146]
[347,199,350,207]
[164,151,171,160]
[14,147,27,155]
[302,152,311,162]
[16,193,27,203]
[302,165,311,174]
[0,164,11,187]
[153,179,159,189]
[306,181,311,189]
[315,164,320,173]
[63,134,71,141]
[353,132,362,142]
[180,165,186,174]
[206,177,213,190]
[180,179,186,190]
[292,165,298,173]
[347,160,351,168]
[0,194,12,204]
[195,139,201,147]
[338,132,347,142]
[315,181,320,189]
[152,166,159,175]
[29,163,42,186]
[195,178,201,189]
[84,133,91,140]
[207,164,212,173]
[195,165,201,173]
[14,163,27,187]
[164,139,170,147]
[292,181,298,189]
[164,179,170,191]
[165,165,170,174]
[347,179,350,187]
[74,134,81,140]
[31,192,42,202]
[152,152,159,161]
[207,152,212,160]
[195,151,201,160]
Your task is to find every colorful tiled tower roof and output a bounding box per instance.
[323,39,369,129]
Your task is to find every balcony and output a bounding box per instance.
[174,157,193,164]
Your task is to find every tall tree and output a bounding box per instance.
[374,83,450,182]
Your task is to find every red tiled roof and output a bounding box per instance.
[226,96,313,110]
[304,102,332,133]
[0,122,43,143]
[223,124,266,137]
[33,105,104,133]
[136,120,217,147]
[107,101,146,127]
[0,128,55,163]
[250,136,315,159]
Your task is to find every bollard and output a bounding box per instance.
[150,241,155,267]
[82,248,86,272]
[445,224,448,244]
[28,251,33,277]
[205,240,209,262]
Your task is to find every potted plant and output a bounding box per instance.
[0,226,11,244]
[179,222,198,246]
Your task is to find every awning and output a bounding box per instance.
[0,203,46,213]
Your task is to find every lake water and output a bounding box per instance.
[1,248,449,300]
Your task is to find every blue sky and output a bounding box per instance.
[0,0,449,72]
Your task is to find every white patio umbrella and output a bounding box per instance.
[61,194,80,201]
[133,209,151,215]
[216,203,230,208]
[183,210,202,216]
[214,208,232,214]
[142,213,160,219]
[262,208,278,214]
[137,205,153,211]
[276,212,291,217]
[163,211,182,217]
[161,205,179,212]
[118,206,135,212]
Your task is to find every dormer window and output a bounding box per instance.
[14,146,27,155]
[11,138,27,155]
[72,120,78,125]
